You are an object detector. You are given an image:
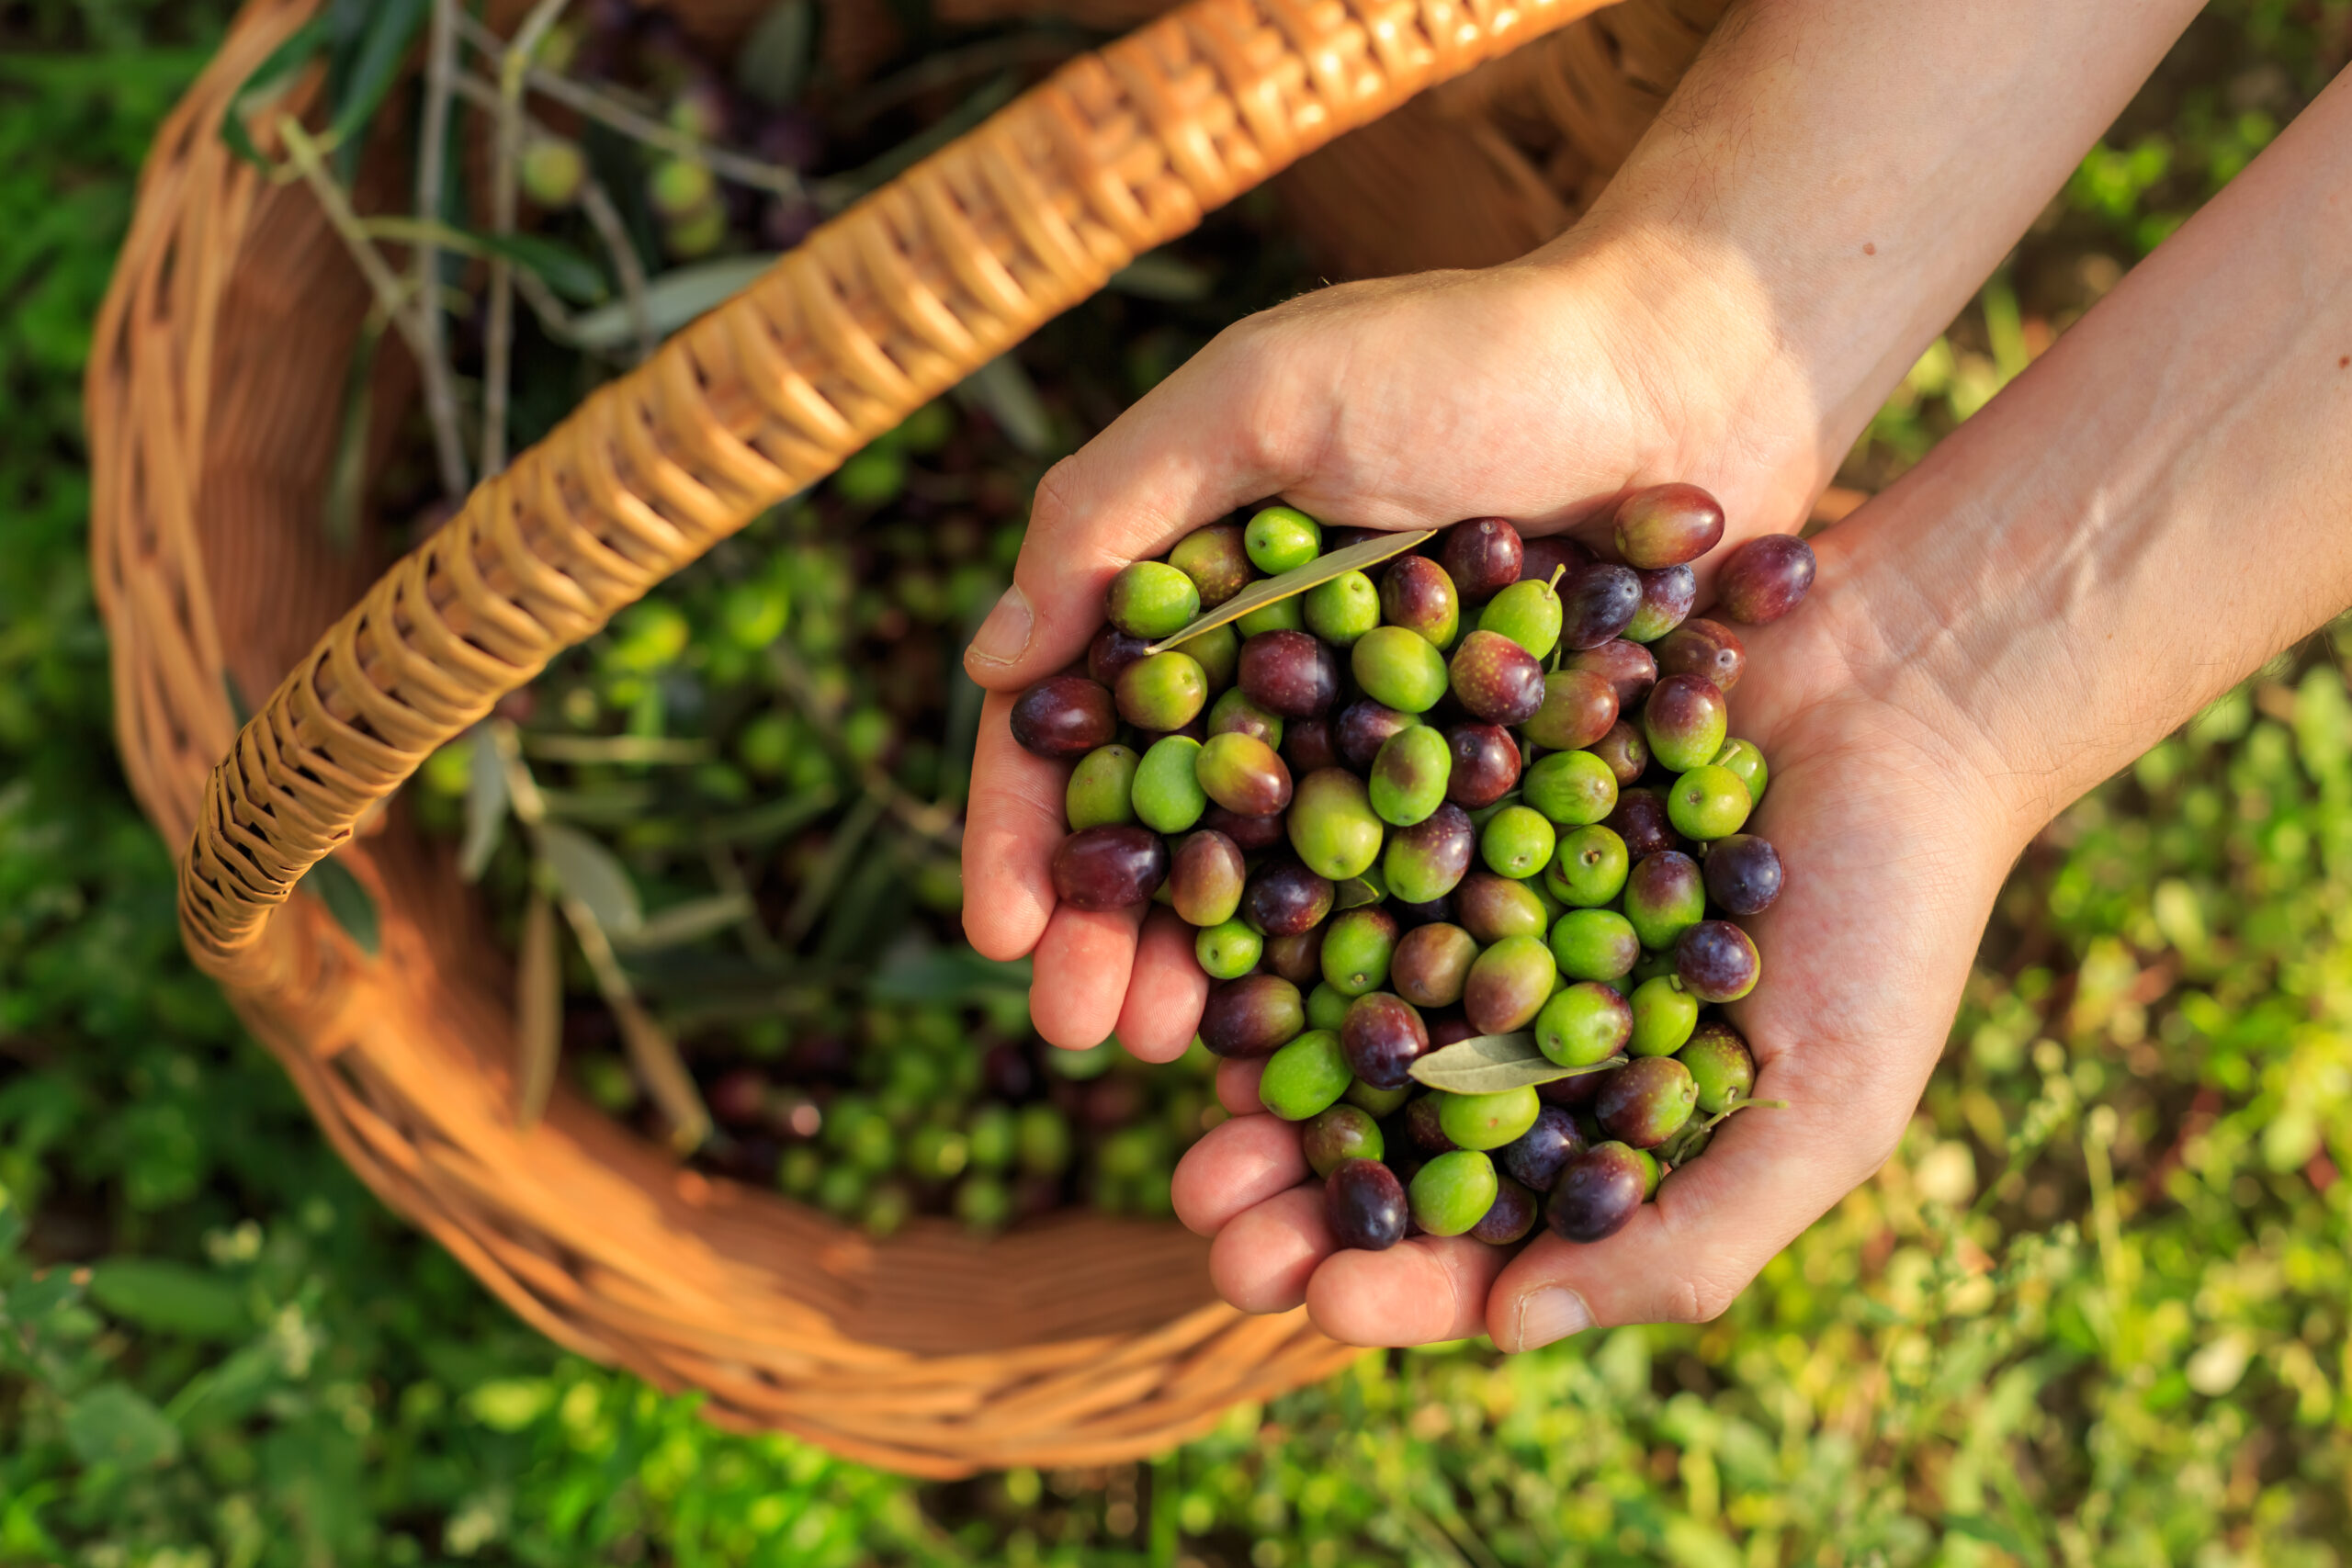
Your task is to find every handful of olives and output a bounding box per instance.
[1010,488,1811,1251]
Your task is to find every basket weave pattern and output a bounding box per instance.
[92,0,1709,1474]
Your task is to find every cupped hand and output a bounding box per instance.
[960,237,1837,1055]
[1170,525,2031,1348]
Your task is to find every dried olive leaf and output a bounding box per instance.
[1143,529,1437,654]
[458,726,509,884]
[1408,1033,1628,1094]
[514,890,561,1129]
[537,821,644,937]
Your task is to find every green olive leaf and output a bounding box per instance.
[1142,529,1438,654]
[1333,872,1386,910]
[610,892,758,953]
[536,821,644,937]
[1407,1032,1627,1094]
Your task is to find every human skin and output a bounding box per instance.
[1178,54,2352,1350]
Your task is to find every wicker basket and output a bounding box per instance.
[88,0,1720,1476]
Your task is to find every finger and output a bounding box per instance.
[1306,1235,1510,1348]
[1208,1182,1330,1314]
[1114,908,1210,1063]
[960,693,1066,963]
[1170,1111,1306,1235]
[961,331,1306,691]
[1027,902,1145,1049]
[1214,1056,1267,1116]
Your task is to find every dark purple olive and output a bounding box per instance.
[1538,1070,1606,1109]
[1715,533,1817,624]
[1392,894,1454,927]
[1011,675,1116,759]
[1326,1158,1408,1250]
[1703,833,1783,915]
[1443,723,1522,808]
[1520,535,1596,586]
[1448,630,1546,726]
[1468,1176,1538,1245]
[1204,805,1289,852]
[1340,992,1429,1089]
[1560,564,1643,649]
[1087,626,1153,689]
[1624,565,1697,643]
[1589,720,1649,787]
[1676,920,1760,1002]
[1051,825,1168,909]
[1653,617,1747,693]
[1405,1094,1457,1153]
[1243,858,1336,936]
[1283,716,1340,775]
[1265,925,1327,986]
[1440,517,1523,603]
[1200,974,1306,1057]
[1239,631,1340,718]
[1605,787,1681,861]
[1548,1142,1649,1242]
[1566,639,1657,710]
[1595,1055,1698,1148]
[1426,1011,1478,1049]
[1498,1104,1587,1192]
[1335,700,1419,772]
[1612,482,1725,569]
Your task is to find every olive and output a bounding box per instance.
[1321,906,1401,997]
[1498,1104,1586,1192]
[1168,829,1248,926]
[1533,981,1632,1066]
[1713,737,1769,803]
[1087,626,1152,689]
[1522,750,1618,828]
[1656,1117,1713,1169]
[1339,992,1429,1089]
[1288,768,1385,881]
[1334,699,1419,771]
[1679,1020,1758,1112]
[1391,921,1479,1008]
[1115,650,1208,733]
[1545,824,1630,908]
[1131,734,1208,833]
[1714,533,1816,624]
[1676,919,1761,1002]
[1641,674,1729,773]
[1195,917,1263,979]
[1303,1103,1385,1177]
[1238,630,1340,718]
[1350,626,1450,713]
[1304,570,1382,646]
[1426,1013,1479,1049]
[1469,1175,1539,1245]
[1623,851,1706,951]
[1259,1030,1353,1121]
[1443,723,1522,808]
[1703,832,1783,915]
[1566,639,1657,710]
[1448,630,1546,726]
[1605,787,1683,861]
[1175,623,1239,692]
[1344,1077,1413,1118]
[1409,1149,1499,1237]
[1404,1092,1458,1153]
[1477,576,1563,660]
[1521,668,1619,752]
[1282,715,1340,776]
[1611,482,1725,568]
[1560,563,1643,649]
[1011,675,1116,758]
[1169,522,1252,606]
[1596,1055,1697,1148]
[1391,893,1454,927]
[1548,1142,1649,1242]
[1549,908,1639,982]
[1194,731,1294,818]
[1066,744,1140,829]
[1382,802,1476,904]
[1325,1157,1408,1250]
[1453,871,1549,944]
[1204,804,1289,853]
[1200,974,1306,1057]
[1245,504,1323,573]
[1463,934,1557,1035]
[1052,825,1169,909]
[1268,929,1324,987]
[1207,686,1285,750]
[1242,858,1335,936]
[1623,565,1697,643]
[1668,763,1751,840]
[1440,517,1523,603]
[1235,596,1306,637]
[1589,721,1650,788]
[1477,804,1555,881]
[1369,725,1453,827]
[1627,974,1700,1057]
[1653,617,1746,693]
[1437,1085,1542,1150]
[1105,560,1201,639]
[1380,554,1461,648]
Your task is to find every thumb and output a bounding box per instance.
[960,331,1304,690]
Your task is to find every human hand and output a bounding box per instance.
[959,237,1836,1055]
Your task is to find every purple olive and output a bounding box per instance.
[1715,533,1817,624]
[1051,825,1169,909]
[1340,993,1430,1089]
[1326,1158,1409,1250]
[1200,974,1306,1057]
[1448,630,1546,726]
[1653,617,1746,693]
[1335,700,1420,772]
[1239,630,1340,717]
[1283,715,1340,775]
[1204,805,1289,853]
[1566,639,1657,710]
[1612,482,1725,569]
[1012,675,1117,759]
[1498,1104,1587,1192]
[1548,1142,1650,1241]
[1520,535,1596,586]
[1589,720,1649,787]
[1560,564,1643,649]
[1087,626,1153,689]
[1440,517,1523,603]
[1676,919,1760,1002]
[1243,858,1336,937]
[1605,788,1683,861]
[1443,723,1522,808]
[1521,668,1618,752]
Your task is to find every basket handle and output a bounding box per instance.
[180,0,1615,989]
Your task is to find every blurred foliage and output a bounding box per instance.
[6,2,2352,1565]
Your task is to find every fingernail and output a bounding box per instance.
[1511,1287,1594,1351]
[967,584,1033,668]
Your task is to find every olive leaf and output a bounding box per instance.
[563,254,777,352]
[1143,529,1438,654]
[611,892,757,953]
[458,726,509,883]
[535,821,643,937]
[305,853,380,956]
[1333,870,1387,910]
[321,309,385,553]
[514,889,561,1129]
[956,355,1054,457]
[1408,1032,1627,1094]
[611,995,710,1153]
[519,733,711,764]
[735,0,815,107]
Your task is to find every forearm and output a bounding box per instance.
[1827,66,2352,840]
[1561,0,2204,501]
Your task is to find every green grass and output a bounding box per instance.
[6,5,2352,1565]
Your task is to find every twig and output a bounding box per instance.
[767,639,965,847]
[831,30,1076,130]
[482,0,576,478]
[577,176,653,361]
[279,118,432,365]
[413,0,470,499]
